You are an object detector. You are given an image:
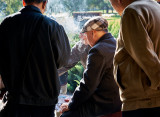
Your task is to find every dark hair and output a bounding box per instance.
[24,0,47,4]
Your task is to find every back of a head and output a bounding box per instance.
[81,16,108,33]
[24,0,47,4]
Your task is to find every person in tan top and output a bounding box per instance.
[157,0,160,4]
[109,0,160,117]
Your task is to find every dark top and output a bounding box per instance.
[68,33,121,115]
[0,5,70,106]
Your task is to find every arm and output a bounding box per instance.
[0,18,9,88]
[0,22,2,74]
[68,48,106,110]
[0,18,8,74]
[58,41,83,76]
[121,9,160,90]
[51,24,71,69]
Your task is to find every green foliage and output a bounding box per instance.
[73,34,80,43]
[61,0,87,12]
[75,65,84,75]
[67,63,84,93]
[58,0,113,13]
[69,33,80,48]
[108,17,120,38]
[67,83,74,93]
[0,0,22,16]
[0,1,6,11]
[74,80,80,86]
[87,0,113,13]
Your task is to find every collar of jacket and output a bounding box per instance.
[96,33,113,44]
[20,5,42,14]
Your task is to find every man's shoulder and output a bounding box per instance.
[0,11,22,28]
[6,11,21,18]
[90,40,116,57]
[96,35,116,50]
[124,0,159,15]
[2,11,21,21]
[42,15,59,27]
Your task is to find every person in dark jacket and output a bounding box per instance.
[60,16,121,117]
[0,0,70,117]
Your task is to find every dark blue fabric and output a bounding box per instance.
[59,72,68,86]
[0,101,55,117]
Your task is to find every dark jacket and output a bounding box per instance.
[68,33,121,115]
[0,5,70,106]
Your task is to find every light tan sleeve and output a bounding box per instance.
[121,9,160,90]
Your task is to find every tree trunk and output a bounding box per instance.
[106,7,109,13]
[105,6,109,13]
